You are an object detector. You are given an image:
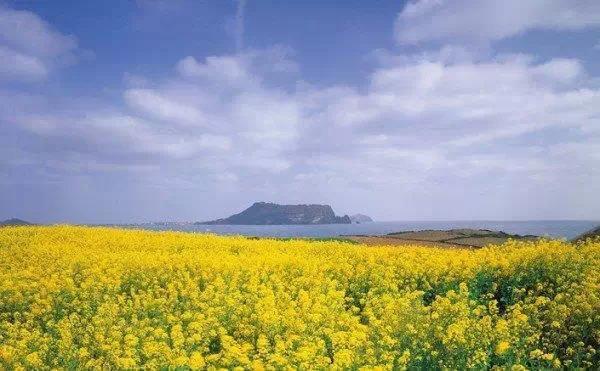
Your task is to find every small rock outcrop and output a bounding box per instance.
[349,214,373,223]
[198,202,351,225]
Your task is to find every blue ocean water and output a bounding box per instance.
[137,220,598,240]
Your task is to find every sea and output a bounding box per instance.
[131,220,599,240]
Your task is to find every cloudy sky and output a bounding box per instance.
[1,0,600,223]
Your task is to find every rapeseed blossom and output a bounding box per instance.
[0,226,598,369]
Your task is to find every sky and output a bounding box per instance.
[1,0,600,223]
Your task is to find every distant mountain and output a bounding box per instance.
[571,225,600,243]
[350,214,373,223]
[0,218,32,226]
[198,202,351,225]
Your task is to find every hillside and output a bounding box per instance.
[348,228,539,248]
[198,202,351,225]
[571,225,600,243]
[0,218,32,226]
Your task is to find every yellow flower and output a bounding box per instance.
[24,352,42,368]
[0,345,16,363]
[495,341,510,355]
[541,353,554,361]
[530,349,544,359]
[0,226,597,369]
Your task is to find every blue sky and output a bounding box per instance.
[1,0,600,223]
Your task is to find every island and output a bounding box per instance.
[197,202,351,225]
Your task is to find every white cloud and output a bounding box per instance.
[2,3,600,219]
[0,4,78,81]
[366,56,596,144]
[124,88,208,126]
[177,47,298,83]
[8,47,600,197]
[0,5,76,57]
[0,45,47,81]
[176,55,253,85]
[12,111,231,161]
[395,0,600,44]
[120,51,301,174]
[6,50,301,180]
[531,58,584,85]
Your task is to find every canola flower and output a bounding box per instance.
[0,226,598,370]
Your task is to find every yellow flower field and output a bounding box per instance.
[0,226,598,370]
